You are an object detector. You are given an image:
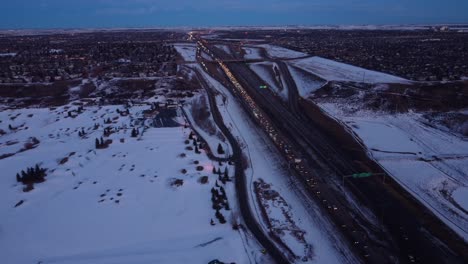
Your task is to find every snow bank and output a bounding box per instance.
[258,44,307,59]
[0,52,16,57]
[0,104,256,263]
[291,57,410,84]
[287,65,327,97]
[242,47,263,60]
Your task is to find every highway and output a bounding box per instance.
[195,37,467,264]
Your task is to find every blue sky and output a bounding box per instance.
[1,0,467,29]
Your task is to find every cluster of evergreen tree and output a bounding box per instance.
[211,184,229,224]
[188,132,202,154]
[95,137,105,149]
[104,118,112,124]
[131,127,139,138]
[16,164,46,184]
[103,127,112,137]
[78,128,86,137]
[212,166,230,184]
[194,141,201,154]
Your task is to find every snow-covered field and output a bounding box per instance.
[0,103,260,263]
[196,68,356,263]
[258,44,307,59]
[290,56,411,84]
[317,104,468,241]
[174,43,197,62]
[201,51,213,61]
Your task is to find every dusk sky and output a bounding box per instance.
[1,0,467,29]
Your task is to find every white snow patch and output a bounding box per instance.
[287,65,326,97]
[0,52,16,57]
[243,47,263,60]
[453,187,468,211]
[291,57,411,84]
[174,43,197,62]
[258,44,307,59]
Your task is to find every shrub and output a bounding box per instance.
[199,176,209,184]
[171,179,184,187]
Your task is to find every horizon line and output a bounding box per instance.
[1,23,468,32]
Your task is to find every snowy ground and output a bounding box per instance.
[196,67,356,263]
[174,43,197,62]
[290,56,411,84]
[317,104,468,241]
[242,47,263,60]
[287,65,326,98]
[258,44,307,59]
[0,102,262,263]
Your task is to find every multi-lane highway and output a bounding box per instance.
[194,36,467,264]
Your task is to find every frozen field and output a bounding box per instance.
[0,103,261,264]
[258,44,307,59]
[287,65,327,97]
[291,56,411,84]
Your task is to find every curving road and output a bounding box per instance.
[193,68,290,264]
